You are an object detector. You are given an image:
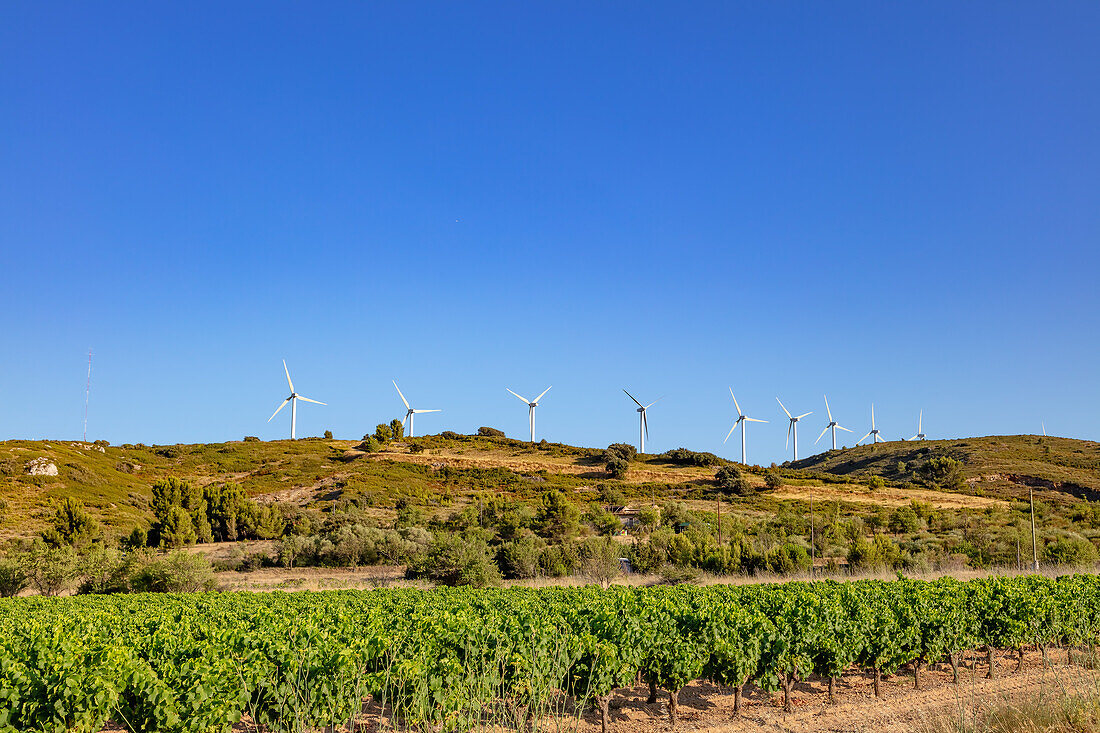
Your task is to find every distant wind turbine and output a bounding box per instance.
[624,390,662,454]
[393,380,440,438]
[724,389,768,464]
[777,398,812,461]
[267,360,326,440]
[856,404,886,445]
[1042,422,1047,437]
[506,386,552,442]
[815,395,853,450]
[908,410,926,441]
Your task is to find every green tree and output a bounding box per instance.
[497,535,545,579]
[374,424,391,443]
[580,536,622,588]
[389,418,405,440]
[27,541,78,596]
[42,497,102,550]
[888,506,920,535]
[0,552,28,597]
[158,506,198,548]
[867,475,886,491]
[764,472,784,490]
[535,490,580,542]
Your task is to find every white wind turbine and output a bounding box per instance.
[856,404,887,445]
[724,389,768,464]
[777,397,812,461]
[506,386,552,442]
[908,410,926,441]
[624,390,662,454]
[267,360,326,440]
[815,395,854,450]
[393,380,441,438]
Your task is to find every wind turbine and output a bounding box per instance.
[815,395,853,450]
[724,389,768,464]
[506,386,551,442]
[856,404,887,445]
[267,360,326,440]
[624,390,662,454]
[777,398,812,461]
[908,410,926,441]
[393,381,441,438]
[1042,422,1047,437]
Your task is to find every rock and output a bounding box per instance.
[26,458,58,476]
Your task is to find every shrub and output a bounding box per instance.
[389,419,405,440]
[130,551,217,593]
[917,456,965,491]
[660,448,723,467]
[497,535,546,579]
[27,541,79,596]
[888,506,920,535]
[358,437,380,453]
[323,430,333,440]
[478,426,505,438]
[414,532,501,588]
[715,466,753,495]
[764,542,811,574]
[77,546,130,594]
[579,536,622,588]
[122,526,148,550]
[764,472,784,490]
[0,553,27,597]
[42,497,102,550]
[1042,537,1098,567]
[867,475,887,491]
[605,456,629,478]
[605,443,637,463]
[243,436,260,442]
[374,424,391,443]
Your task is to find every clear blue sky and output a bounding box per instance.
[2,2,1098,465]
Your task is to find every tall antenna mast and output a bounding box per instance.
[83,349,93,441]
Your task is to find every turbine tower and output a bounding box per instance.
[815,395,853,450]
[267,360,326,439]
[724,388,768,464]
[393,380,441,438]
[624,390,661,454]
[777,397,812,461]
[856,404,887,445]
[506,386,551,442]
[908,410,926,441]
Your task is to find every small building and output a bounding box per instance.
[606,505,642,529]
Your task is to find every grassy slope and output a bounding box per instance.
[790,435,1100,501]
[2,432,1097,539]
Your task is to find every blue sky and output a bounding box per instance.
[1,2,1098,464]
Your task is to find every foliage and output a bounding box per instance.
[764,472,784,490]
[42,497,102,550]
[659,448,723,467]
[478,426,506,437]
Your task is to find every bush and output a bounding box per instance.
[660,448,723,467]
[243,436,260,442]
[389,419,405,440]
[130,551,217,592]
[867,475,887,491]
[1042,537,1098,567]
[605,443,637,463]
[579,536,622,588]
[764,542,811,574]
[917,456,966,491]
[374,424,391,443]
[715,466,753,495]
[888,506,920,534]
[764,472,784,490]
[497,535,546,579]
[413,532,501,588]
[27,541,79,596]
[323,430,333,440]
[478,426,505,438]
[42,497,102,550]
[358,437,380,453]
[0,553,27,597]
[605,456,629,478]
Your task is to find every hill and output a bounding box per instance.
[791,435,1100,502]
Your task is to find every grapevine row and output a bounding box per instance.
[2,574,1099,732]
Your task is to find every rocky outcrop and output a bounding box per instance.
[26,457,58,476]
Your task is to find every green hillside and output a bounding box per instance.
[792,435,1100,502]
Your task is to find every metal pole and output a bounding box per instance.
[810,492,815,578]
[83,349,92,441]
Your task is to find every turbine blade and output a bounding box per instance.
[786,421,792,450]
[918,410,923,433]
[824,395,833,422]
[296,396,326,405]
[413,409,441,413]
[836,425,854,433]
[282,360,294,393]
[729,388,743,417]
[643,410,649,440]
[623,389,644,408]
[796,412,813,420]
[857,431,872,444]
[909,435,919,441]
[268,398,290,422]
[745,417,768,423]
[724,423,739,443]
[644,397,663,409]
[814,426,830,444]
[393,380,410,410]
[533,386,552,403]
[506,388,531,404]
[776,397,792,419]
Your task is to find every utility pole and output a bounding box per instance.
[1030,486,1039,572]
[83,349,93,441]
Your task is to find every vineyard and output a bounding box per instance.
[2,575,1100,733]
